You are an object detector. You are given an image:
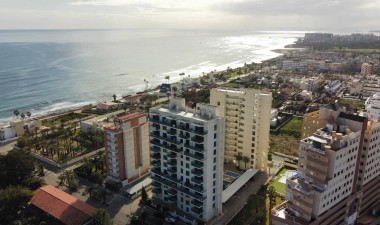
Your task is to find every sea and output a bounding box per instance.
[0,29,304,124]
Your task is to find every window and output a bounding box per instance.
[213,173,216,178]
[214,133,217,139]
[214,149,216,155]
[217,101,220,106]
[214,125,217,130]
[214,141,217,147]
[213,165,216,171]
[214,157,216,163]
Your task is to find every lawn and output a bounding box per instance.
[269,167,289,194]
[269,134,300,157]
[279,117,303,138]
[332,47,380,54]
[339,99,365,109]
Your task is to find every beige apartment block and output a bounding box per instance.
[361,62,374,77]
[272,106,380,225]
[210,88,272,171]
[104,112,150,186]
[302,110,327,139]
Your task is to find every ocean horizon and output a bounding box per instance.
[0,29,304,124]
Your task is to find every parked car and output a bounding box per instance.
[164,216,176,224]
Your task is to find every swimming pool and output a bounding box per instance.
[223,180,231,189]
[225,170,240,178]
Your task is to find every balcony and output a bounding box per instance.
[150,132,161,139]
[185,144,205,153]
[191,161,204,168]
[167,159,177,166]
[191,200,203,208]
[152,187,162,195]
[191,207,203,214]
[151,168,161,174]
[151,175,177,190]
[151,160,160,167]
[151,146,161,153]
[179,133,190,139]
[151,153,161,160]
[191,136,204,143]
[167,188,177,196]
[149,117,171,126]
[167,167,177,174]
[167,152,177,159]
[191,168,204,176]
[168,128,177,135]
[164,137,183,146]
[179,187,206,201]
[184,151,205,161]
[184,182,204,193]
[191,177,203,184]
[167,196,177,203]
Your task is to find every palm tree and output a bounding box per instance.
[267,186,277,225]
[20,112,25,120]
[26,111,31,119]
[58,170,78,191]
[123,104,128,113]
[13,110,20,118]
[172,86,178,96]
[83,185,95,198]
[243,156,250,170]
[235,152,243,169]
[165,75,170,84]
[112,94,117,102]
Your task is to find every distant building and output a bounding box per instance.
[300,76,321,92]
[210,88,272,171]
[304,33,334,42]
[361,62,374,77]
[104,112,150,186]
[149,98,224,224]
[324,80,341,95]
[96,101,120,111]
[0,119,41,142]
[365,93,380,120]
[123,94,144,104]
[30,185,96,225]
[350,79,363,95]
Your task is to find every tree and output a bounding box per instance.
[242,156,250,170]
[165,75,170,84]
[112,94,117,102]
[0,186,33,224]
[0,150,35,188]
[123,104,128,113]
[20,112,25,120]
[93,208,113,225]
[234,152,243,169]
[26,111,31,119]
[141,186,148,203]
[58,170,78,191]
[172,86,178,96]
[267,186,277,225]
[83,185,95,198]
[13,110,20,118]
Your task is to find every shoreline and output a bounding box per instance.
[0,41,299,126]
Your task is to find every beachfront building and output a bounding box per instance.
[0,119,42,143]
[271,105,380,225]
[210,88,272,171]
[104,112,150,186]
[149,98,224,224]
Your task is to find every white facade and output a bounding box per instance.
[300,76,321,92]
[149,98,224,224]
[365,93,380,121]
[210,88,272,171]
[350,79,363,95]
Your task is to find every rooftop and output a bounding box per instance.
[30,185,96,225]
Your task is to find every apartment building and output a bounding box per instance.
[210,88,272,171]
[300,76,321,92]
[272,105,380,225]
[361,62,374,77]
[149,98,224,224]
[104,112,150,186]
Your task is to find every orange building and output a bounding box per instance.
[105,112,150,186]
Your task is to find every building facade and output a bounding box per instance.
[210,88,272,171]
[104,112,150,186]
[149,98,224,224]
[271,106,380,225]
[361,62,374,77]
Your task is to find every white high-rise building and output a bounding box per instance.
[210,88,272,171]
[149,98,224,224]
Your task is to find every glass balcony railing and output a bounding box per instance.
[191,200,203,208]
[184,144,205,153]
[191,207,203,214]
[184,151,205,161]
[191,169,204,176]
[191,161,204,168]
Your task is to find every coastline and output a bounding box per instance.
[0,39,298,126]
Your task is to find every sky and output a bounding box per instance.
[0,0,380,31]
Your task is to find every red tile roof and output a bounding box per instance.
[30,185,97,225]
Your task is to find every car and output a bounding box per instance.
[164,216,176,224]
